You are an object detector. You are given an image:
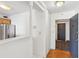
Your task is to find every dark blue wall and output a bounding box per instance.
[70,14,78,58]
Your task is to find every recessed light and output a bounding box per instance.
[55,1,65,7]
[0,4,11,11]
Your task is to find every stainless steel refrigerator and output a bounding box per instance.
[0,24,16,40]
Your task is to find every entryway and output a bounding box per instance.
[47,14,78,58]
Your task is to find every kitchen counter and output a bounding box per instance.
[0,36,31,45]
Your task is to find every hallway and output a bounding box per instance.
[0,1,78,58]
[47,49,72,58]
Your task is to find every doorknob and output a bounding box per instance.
[77,32,79,34]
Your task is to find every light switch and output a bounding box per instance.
[39,32,41,35]
[33,26,37,29]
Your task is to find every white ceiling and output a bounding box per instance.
[0,1,79,16]
[44,1,79,13]
[0,1,29,16]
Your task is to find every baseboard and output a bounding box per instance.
[43,50,50,58]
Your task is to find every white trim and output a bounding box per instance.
[78,15,79,58]
[43,49,49,58]
[39,1,47,10]
[34,1,45,12]
[66,21,70,41]
[29,2,33,37]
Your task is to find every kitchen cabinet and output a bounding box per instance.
[0,18,11,24]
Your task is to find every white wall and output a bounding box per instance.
[0,14,3,18]
[78,13,79,58]
[51,10,77,49]
[0,37,32,58]
[10,11,30,37]
[32,7,45,57]
[8,2,51,58]
[0,13,6,18]
[44,11,51,57]
[32,3,51,57]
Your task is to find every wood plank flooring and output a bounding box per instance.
[47,49,72,58]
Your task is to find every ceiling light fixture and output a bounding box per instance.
[0,4,11,11]
[55,1,65,7]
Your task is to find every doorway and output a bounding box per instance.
[56,23,66,50]
[56,20,70,50]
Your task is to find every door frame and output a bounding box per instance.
[55,19,70,41]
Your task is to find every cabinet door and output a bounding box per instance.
[70,14,78,58]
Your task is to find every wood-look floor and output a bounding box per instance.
[47,49,72,58]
